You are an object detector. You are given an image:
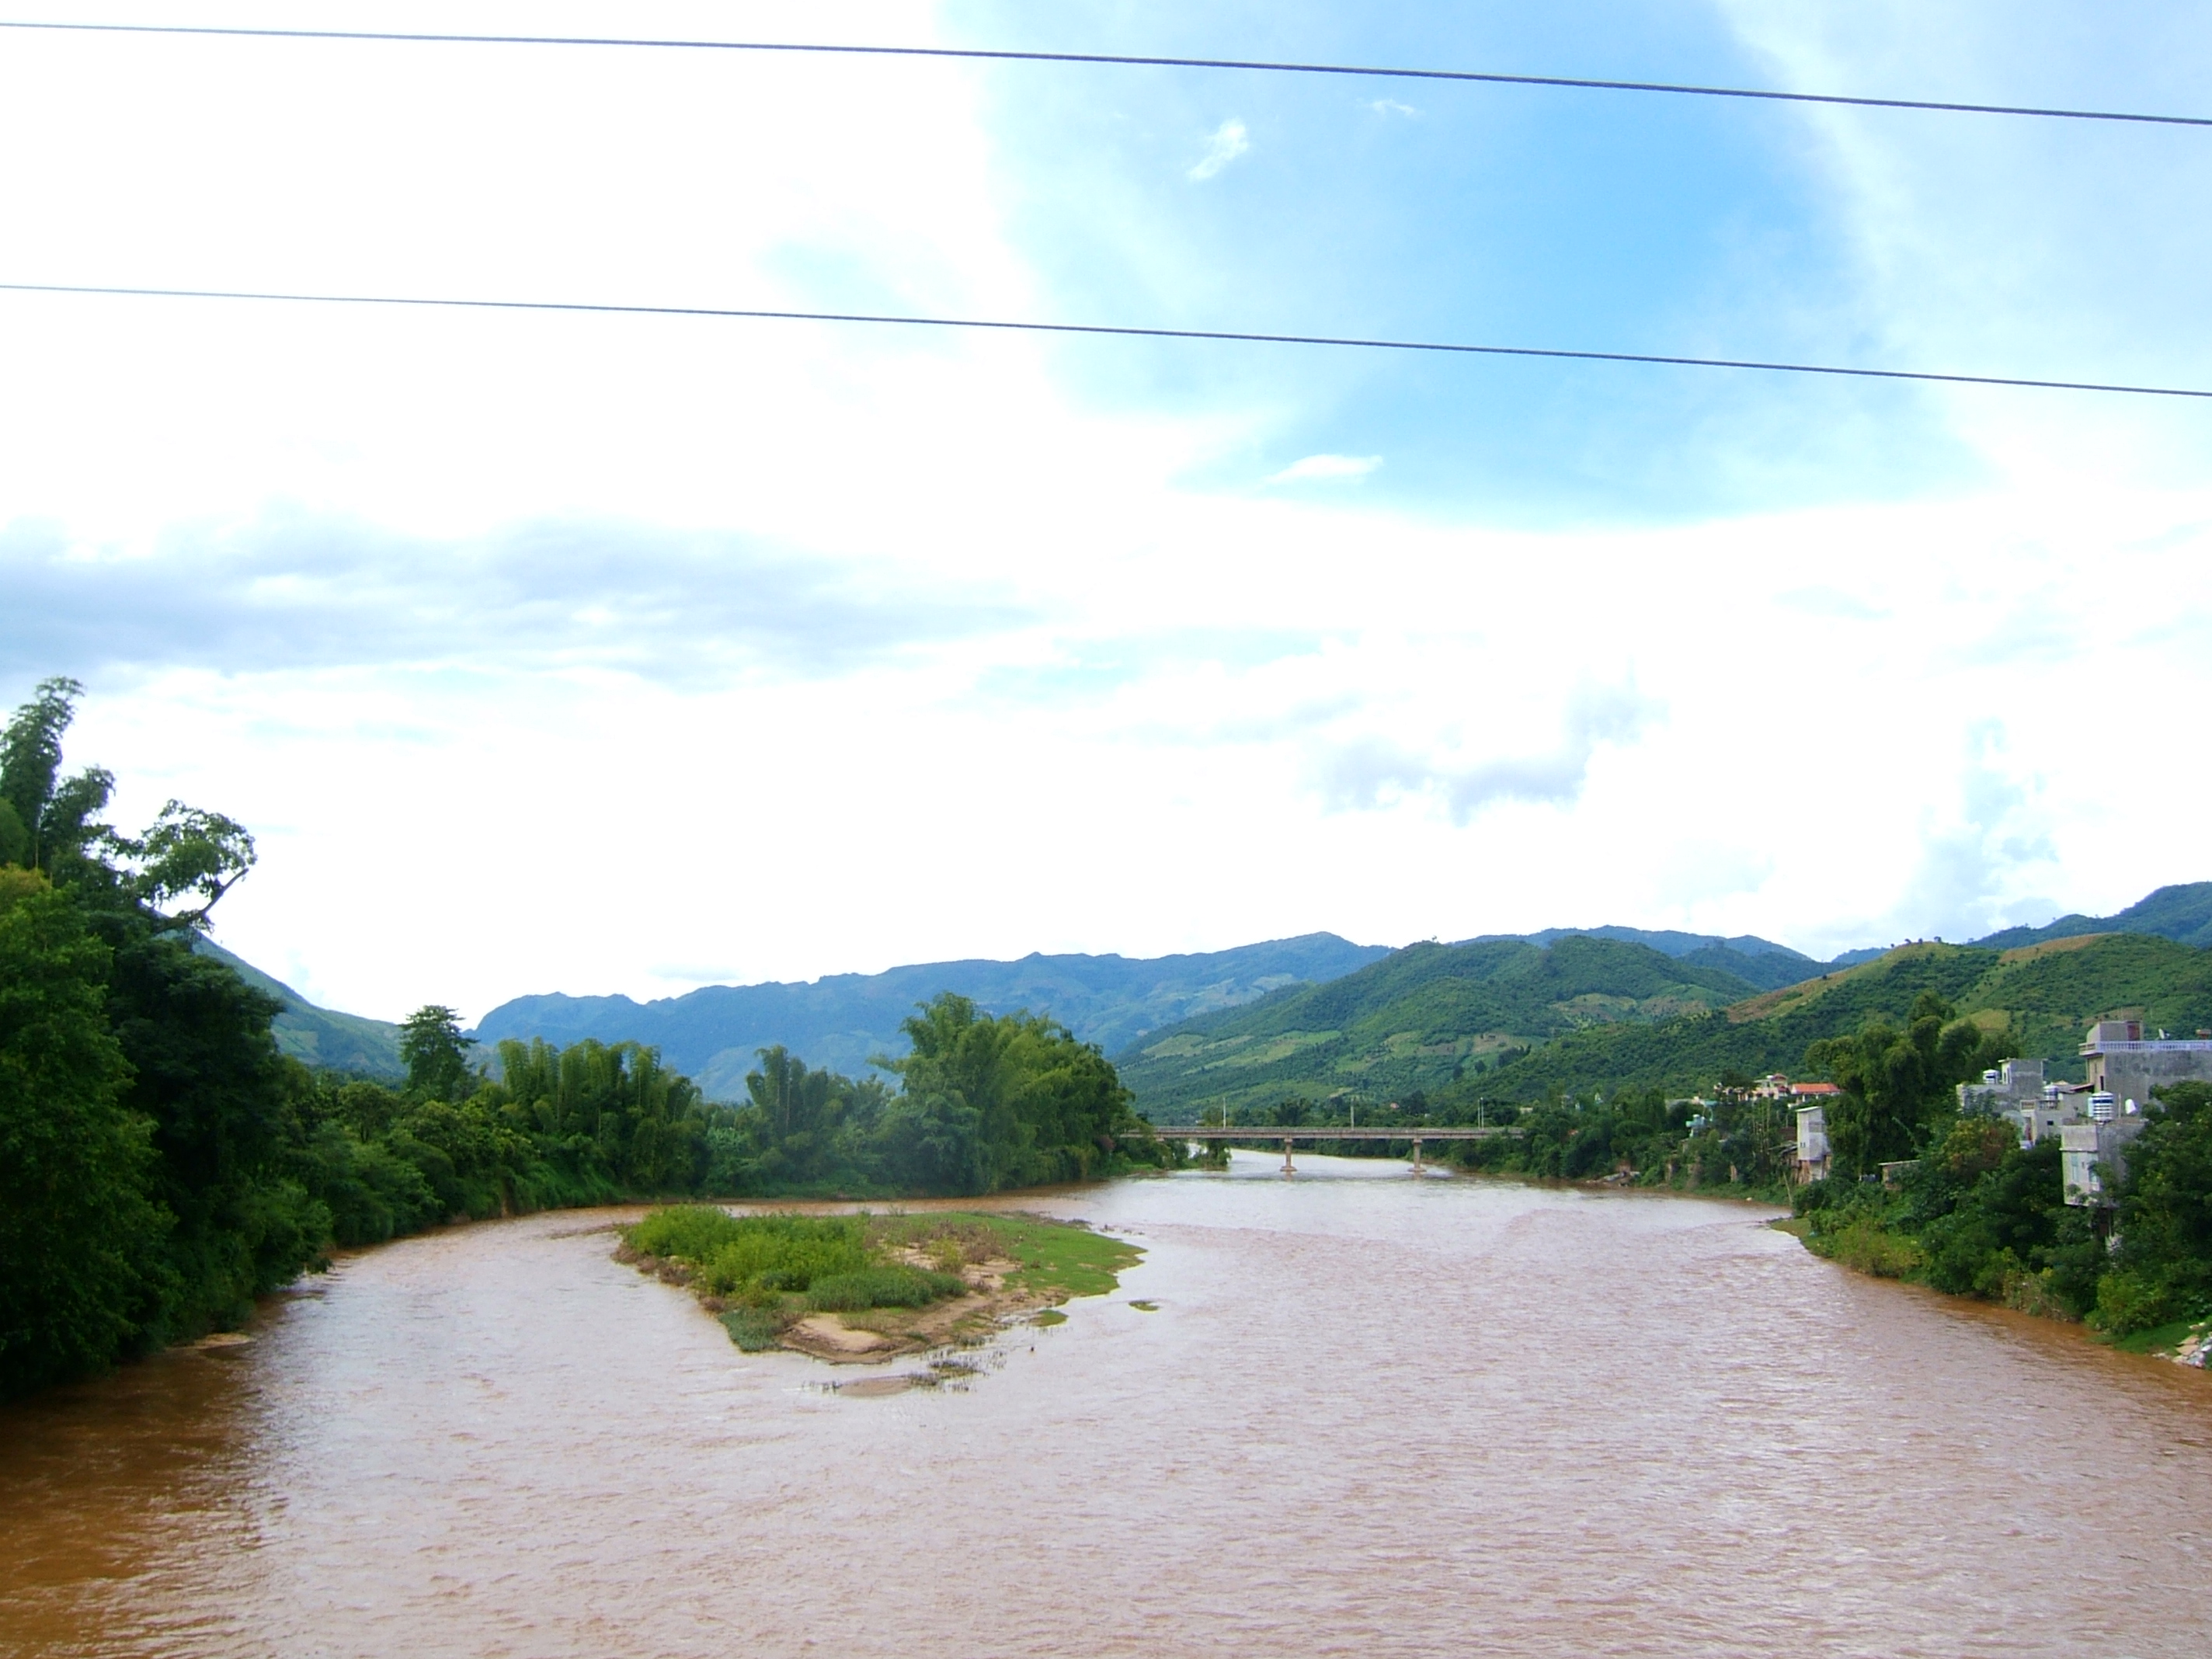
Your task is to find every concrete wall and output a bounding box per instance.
[2061,1116,2149,1208]
[2085,1042,2212,1111]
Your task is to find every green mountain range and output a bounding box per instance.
[472,934,1390,1100]
[1476,932,2212,1104]
[1115,883,2212,1118]
[1115,934,1765,1122]
[203,878,2212,1110]
[1969,882,2212,951]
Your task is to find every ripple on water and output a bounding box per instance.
[2,1158,2207,1658]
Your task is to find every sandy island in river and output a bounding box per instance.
[617,1210,1138,1365]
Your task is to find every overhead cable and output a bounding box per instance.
[0,19,2203,130]
[2,281,2204,399]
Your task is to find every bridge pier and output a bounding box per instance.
[1282,1137,1296,1177]
[1411,1136,1424,1176]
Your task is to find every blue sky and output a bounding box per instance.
[3,1,2210,1020]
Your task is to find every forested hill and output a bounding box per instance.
[1968,881,2212,951]
[1114,935,1763,1123]
[191,938,405,1080]
[474,934,1389,1101]
[1470,932,2212,1104]
[1459,925,1825,991]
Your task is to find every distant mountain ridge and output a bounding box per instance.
[192,938,405,1080]
[1459,925,1824,993]
[471,934,1389,1101]
[1115,934,1767,1122]
[1477,930,2212,1104]
[200,881,2210,1106]
[1969,882,2212,952]
[1110,884,2212,1119]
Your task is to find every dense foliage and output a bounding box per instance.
[0,683,1170,1402]
[1792,1083,2212,1338]
[1800,991,2014,1177]
[0,679,334,1400]
[1122,935,1765,1122]
[690,994,1181,1196]
[1473,937,2212,1104]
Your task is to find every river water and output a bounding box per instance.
[4,1154,2207,1657]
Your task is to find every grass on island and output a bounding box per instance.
[621,1206,1140,1355]
[2106,1314,2210,1358]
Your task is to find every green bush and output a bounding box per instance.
[2089,1268,2175,1335]
[624,1204,750,1264]
[719,1307,784,1351]
[1813,1212,1927,1278]
[624,1208,875,1296]
[805,1264,967,1312]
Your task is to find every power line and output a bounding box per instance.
[0,19,2204,130]
[2,280,2204,399]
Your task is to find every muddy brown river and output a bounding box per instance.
[4,1153,2208,1657]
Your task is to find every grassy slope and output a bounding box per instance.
[1473,933,2212,1101]
[1118,935,1758,1122]
[1955,933,2212,1060]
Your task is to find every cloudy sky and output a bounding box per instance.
[5,0,2210,1021]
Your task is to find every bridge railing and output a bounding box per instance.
[1154,1125,1520,1139]
[1148,1122,1522,1173]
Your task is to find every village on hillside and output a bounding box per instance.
[1792,1020,2212,1209]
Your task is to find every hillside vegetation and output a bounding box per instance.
[1117,935,1760,1122]
[193,938,405,1080]
[1469,934,2212,1105]
[476,933,1386,1097]
[1971,880,2212,951]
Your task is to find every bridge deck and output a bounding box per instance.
[1156,1125,1519,1140]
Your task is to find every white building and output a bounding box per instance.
[1958,1056,2045,1115]
[1794,1104,1831,1183]
[1959,1056,2089,1146]
[2061,1110,2146,1209]
[2082,1020,2212,1109]
[2057,1021,2212,1208]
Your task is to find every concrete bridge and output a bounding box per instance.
[1160,1124,1522,1174]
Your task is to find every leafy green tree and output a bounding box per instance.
[106,802,259,929]
[96,916,331,1336]
[0,677,121,875]
[0,676,78,865]
[882,993,1167,1192]
[0,868,170,1399]
[1803,993,2009,1177]
[401,1005,471,1100]
[0,679,325,1345]
[2097,1081,2212,1331]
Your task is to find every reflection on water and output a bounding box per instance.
[4,1153,2208,1657]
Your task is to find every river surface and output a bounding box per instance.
[4,1154,2208,1657]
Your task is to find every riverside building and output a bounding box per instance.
[2059,1021,2212,1208]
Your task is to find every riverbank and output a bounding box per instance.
[617,1206,1141,1365]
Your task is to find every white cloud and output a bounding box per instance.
[1368,99,1421,119]
[1187,118,1250,181]
[6,1,2212,1019]
[1268,454,1382,483]
[1314,680,1665,825]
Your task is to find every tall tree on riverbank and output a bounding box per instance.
[402,1006,472,1100]
[1805,993,2009,1177]
[883,993,1164,1191]
[0,868,169,1397]
[0,680,329,1393]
